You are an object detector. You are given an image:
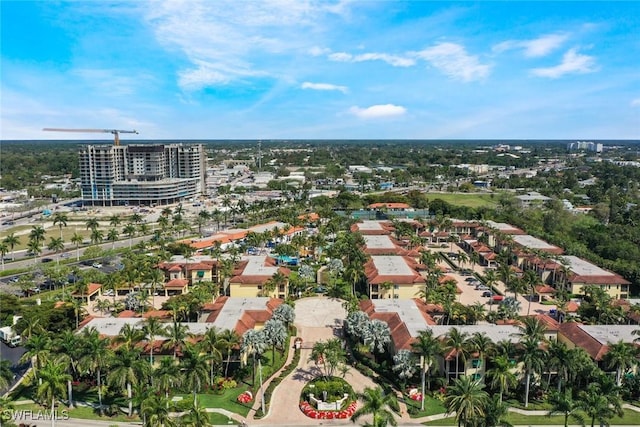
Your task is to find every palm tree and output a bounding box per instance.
[486,355,517,403]
[444,376,489,427]
[262,319,287,361]
[220,329,240,377]
[90,228,104,245]
[604,341,638,386]
[546,340,572,392]
[547,389,584,427]
[37,361,71,427]
[199,327,224,386]
[78,328,113,414]
[468,332,493,377]
[107,228,119,249]
[241,329,267,385]
[27,238,43,263]
[123,223,137,248]
[143,317,168,365]
[180,343,209,405]
[480,394,512,427]
[446,327,469,380]
[115,323,145,350]
[516,316,547,343]
[154,357,182,402]
[0,359,14,390]
[519,336,547,408]
[3,232,20,260]
[164,321,190,359]
[411,329,442,408]
[52,212,68,241]
[109,214,122,229]
[181,400,212,427]
[53,330,80,409]
[29,225,46,245]
[350,386,398,427]
[108,347,150,417]
[578,383,623,427]
[47,237,65,265]
[141,394,176,427]
[85,217,99,232]
[20,333,52,380]
[0,241,8,271]
[70,232,83,261]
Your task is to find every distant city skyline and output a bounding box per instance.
[1,1,639,140]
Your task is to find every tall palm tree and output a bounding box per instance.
[78,327,113,414]
[519,336,547,408]
[52,212,68,241]
[486,355,517,403]
[0,241,8,271]
[20,333,52,381]
[108,347,150,417]
[444,376,489,427]
[109,214,122,229]
[154,357,182,402]
[27,238,43,263]
[107,228,119,249]
[547,389,584,427]
[446,327,469,380]
[37,361,71,427]
[468,332,493,375]
[70,232,83,261]
[604,341,638,386]
[90,228,104,245]
[3,232,20,260]
[143,317,168,365]
[199,327,224,386]
[411,329,442,408]
[53,330,80,409]
[220,329,240,377]
[180,343,209,405]
[516,316,547,343]
[164,321,190,359]
[47,237,65,266]
[350,386,398,427]
[546,340,572,392]
[29,225,46,245]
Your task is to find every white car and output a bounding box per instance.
[92,262,103,269]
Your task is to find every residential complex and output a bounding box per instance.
[79,143,206,206]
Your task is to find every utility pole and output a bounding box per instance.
[258,358,265,414]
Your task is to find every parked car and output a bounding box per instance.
[465,277,477,282]
[42,258,54,263]
[482,291,493,297]
[475,284,490,291]
[92,262,103,269]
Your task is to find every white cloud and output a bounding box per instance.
[328,52,415,67]
[413,42,491,82]
[493,33,568,57]
[309,46,330,56]
[631,98,640,107]
[301,82,348,93]
[349,104,407,119]
[145,1,348,90]
[531,48,597,78]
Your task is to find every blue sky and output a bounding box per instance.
[1,1,639,140]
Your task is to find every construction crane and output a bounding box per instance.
[43,128,139,146]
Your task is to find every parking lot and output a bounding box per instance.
[432,246,557,317]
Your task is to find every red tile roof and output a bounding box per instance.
[535,285,556,294]
[165,279,189,288]
[559,322,609,361]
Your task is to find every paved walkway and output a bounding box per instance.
[248,297,381,426]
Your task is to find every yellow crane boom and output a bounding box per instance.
[43,128,139,146]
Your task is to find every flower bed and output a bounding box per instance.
[299,400,357,419]
[407,388,423,401]
[237,391,253,404]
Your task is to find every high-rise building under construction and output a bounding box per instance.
[79,143,206,206]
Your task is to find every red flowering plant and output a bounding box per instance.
[237,391,253,404]
[299,401,357,419]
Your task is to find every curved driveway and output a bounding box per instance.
[251,296,378,426]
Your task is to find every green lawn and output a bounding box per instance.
[405,395,447,418]
[191,385,253,417]
[424,192,499,209]
[423,408,640,425]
